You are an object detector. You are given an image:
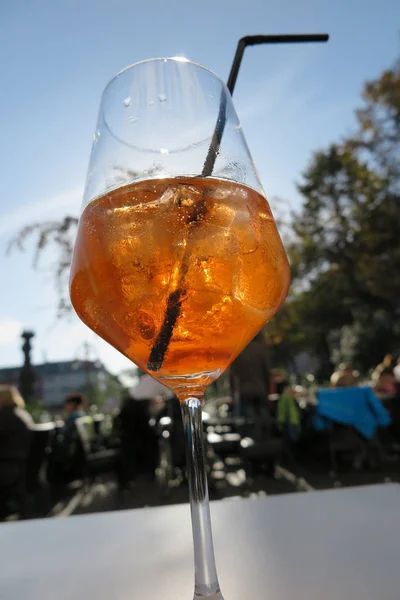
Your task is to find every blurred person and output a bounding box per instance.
[270,368,288,396]
[331,364,359,388]
[375,368,397,397]
[392,356,400,383]
[115,396,157,489]
[0,385,33,518]
[230,332,270,422]
[372,354,395,383]
[54,392,87,471]
[330,367,341,387]
[336,365,359,388]
[63,392,86,423]
[277,380,301,442]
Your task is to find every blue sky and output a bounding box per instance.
[0,0,399,375]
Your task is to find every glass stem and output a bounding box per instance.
[181,397,224,600]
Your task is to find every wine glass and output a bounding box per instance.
[70,57,290,600]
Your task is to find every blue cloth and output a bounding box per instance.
[314,386,391,439]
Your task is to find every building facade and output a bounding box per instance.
[0,360,109,408]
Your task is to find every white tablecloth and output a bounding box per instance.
[1,484,399,599]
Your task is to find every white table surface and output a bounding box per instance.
[1,484,399,600]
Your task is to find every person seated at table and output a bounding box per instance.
[0,385,33,518]
[372,354,395,383]
[51,393,87,476]
[393,355,400,384]
[64,392,86,419]
[62,392,86,438]
[331,364,359,388]
[375,368,397,397]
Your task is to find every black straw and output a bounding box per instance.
[147,33,329,372]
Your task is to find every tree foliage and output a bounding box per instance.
[8,216,78,316]
[266,56,400,375]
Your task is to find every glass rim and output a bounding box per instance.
[102,56,228,97]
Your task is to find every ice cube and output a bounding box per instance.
[173,183,204,207]
[156,185,179,208]
[124,310,156,341]
[204,200,236,229]
[109,236,141,270]
[231,205,261,255]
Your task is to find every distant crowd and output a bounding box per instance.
[1,341,400,519]
[330,354,400,397]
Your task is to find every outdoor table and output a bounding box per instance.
[1,484,399,599]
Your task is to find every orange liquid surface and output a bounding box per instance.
[70,177,290,396]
